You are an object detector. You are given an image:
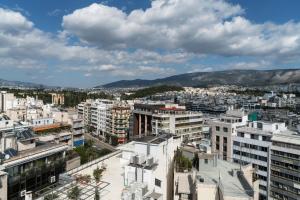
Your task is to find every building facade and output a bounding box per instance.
[210,110,248,161]
[270,132,300,200]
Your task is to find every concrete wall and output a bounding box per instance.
[66,156,81,171]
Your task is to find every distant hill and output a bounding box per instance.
[100,69,300,88]
[0,78,50,89]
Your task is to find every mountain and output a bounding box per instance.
[0,78,49,88]
[100,69,300,88]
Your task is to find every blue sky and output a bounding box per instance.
[0,0,300,88]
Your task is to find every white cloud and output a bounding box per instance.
[0,7,189,76]
[62,0,300,60]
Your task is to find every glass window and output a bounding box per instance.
[155,178,161,187]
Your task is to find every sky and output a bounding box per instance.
[0,0,300,88]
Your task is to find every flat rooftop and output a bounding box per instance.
[237,126,273,136]
[198,159,253,198]
[272,131,300,145]
[131,133,173,144]
[3,143,68,164]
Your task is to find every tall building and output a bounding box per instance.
[111,105,131,144]
[270,131,300,200]
[78,100,92,128]
[78,99,131,144]
[90,99,113,137]
[232,121,287,199]
[210,109,248,161]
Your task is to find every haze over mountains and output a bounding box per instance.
[0,79,56,89]
[101,69,300,88]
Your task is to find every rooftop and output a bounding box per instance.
[3,143,68,165]
[272,131,300,145]
[198,159,254,198]
[237,126,273,136]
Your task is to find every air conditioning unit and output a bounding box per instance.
[20,190,26,197]
[137,155,145,165]
[49,176,56,183]
[146,157,154,166]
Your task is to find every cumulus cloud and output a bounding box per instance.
[62,0,300,59]
[0,7,188,76]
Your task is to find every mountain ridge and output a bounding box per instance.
[99,69,300,88]
[0,78,52,89]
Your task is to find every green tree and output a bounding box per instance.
[93,167,104,183]
[67,186,80,200]
[93,167,104,200]
[44,193,58,200]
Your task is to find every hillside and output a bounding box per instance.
[123,85,184,100]
[100,69,300,88]
[0,78,51,89]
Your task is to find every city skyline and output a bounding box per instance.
[1,0,300,87]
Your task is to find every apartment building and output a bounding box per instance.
[152,107,203,141]
[132,102,165,137]
[270,131,300,200]
[120,134,181,200]
[0,91,15,113]
[77,100,92,128]
[0,128,68,200]
[90,99,113,136]
[111,105,131,144]
[78,99,131,144]
[210,109,248,161]
[132,102,203,141]
[232,121,287,199]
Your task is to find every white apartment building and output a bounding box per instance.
[152,107,203,141]
[210,109,248,161]
[0,91,15,112]
[121,134,180,200]
[90,99,113,136]
[232,121,287,200]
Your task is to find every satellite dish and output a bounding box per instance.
[5,154,10,160]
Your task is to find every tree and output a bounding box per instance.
[44,193,58,200]
[93,167,104,200]
[67,186,80,200]
[93,167,104,183]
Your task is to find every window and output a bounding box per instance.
[238,132,244,137]
[223,137,227,143]
[216,126,220,131]
[223,127,228,132]
[155,178,161,187]
[257,123,263,129]
[216,136,220,142]
[204,159,208,164]
[251,134,259,140]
